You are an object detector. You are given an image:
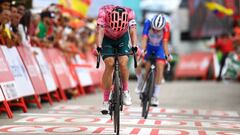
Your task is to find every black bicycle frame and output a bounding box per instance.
[141,54,156,119]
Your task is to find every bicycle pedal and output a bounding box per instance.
[150,104,158,107]
[101,110,109,115]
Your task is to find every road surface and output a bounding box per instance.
[0,81,240,135]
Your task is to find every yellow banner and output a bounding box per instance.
[205,2,233,16]
[59,0,90,17]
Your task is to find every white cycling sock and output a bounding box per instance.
[153,84,161,98]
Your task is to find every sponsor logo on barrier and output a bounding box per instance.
[1,46,35,98]
[0,125,239,135]
[1,82,18,100]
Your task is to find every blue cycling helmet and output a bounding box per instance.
[151,14,166,30]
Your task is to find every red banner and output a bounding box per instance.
[175,52,213,80]
[17,46,48,95]
[45,49,74,89]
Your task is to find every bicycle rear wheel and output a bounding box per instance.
[113,72,120,135]
[142,72,155,119]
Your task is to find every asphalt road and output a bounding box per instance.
[0,80,240,135]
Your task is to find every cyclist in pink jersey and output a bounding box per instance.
[96,5,138,114]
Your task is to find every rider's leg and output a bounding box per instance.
[119,55,129,91]
[135,63,142,82]
[119,55,132,105]
[144,61,151,79]
[135,61,145,93]
[153,60,165,97]
[102,57,115,102]
[151,60,165,106]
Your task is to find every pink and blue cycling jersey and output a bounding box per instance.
[142,18,170,59]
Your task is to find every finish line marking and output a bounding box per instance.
[1,125,240,135]
[20,113,240,124]
[15,116,240,130]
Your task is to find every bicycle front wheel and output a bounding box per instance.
[113,71,120,135]
[142,72,155,119]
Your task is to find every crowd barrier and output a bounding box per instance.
[0,44,103,118]
[175,51,240,80]
[175,52,215,80]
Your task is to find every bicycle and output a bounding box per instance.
[139,53,170,119]
[96,47,137,135]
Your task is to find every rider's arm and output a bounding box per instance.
[96,7,106,48]
[96,25,104,48]
[142,36,148,51]
[142,19,151,51]
[129,10,137,47]
[129,25,137,47]
[163,22,171,59]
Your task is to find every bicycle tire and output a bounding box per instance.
[141,83,148,117]
[141,76,150,117]
[113,71,120,135]
[142,72,155,119]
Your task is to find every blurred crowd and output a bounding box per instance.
[210,19,240,81]
[0,0,97,63]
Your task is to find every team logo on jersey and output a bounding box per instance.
[148,29,163,46]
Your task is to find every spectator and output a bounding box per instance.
[215,34,234,81]
[29,14,40,36]
[18,10,31,47]
[0,8,12,47]
[29,14,41,46]
[17,2,25,18]
[10,4,21,45]
[0,0,10,10]
[36,11,50,40]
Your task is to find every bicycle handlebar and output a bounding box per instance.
[132,51,137,68]
[96,53,101,68]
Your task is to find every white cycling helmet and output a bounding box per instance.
[151,14,166,30]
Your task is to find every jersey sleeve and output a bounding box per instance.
[142,19,151,38]
[128,9,137,26]
[97,7,106,26]
[163,22,170,42]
